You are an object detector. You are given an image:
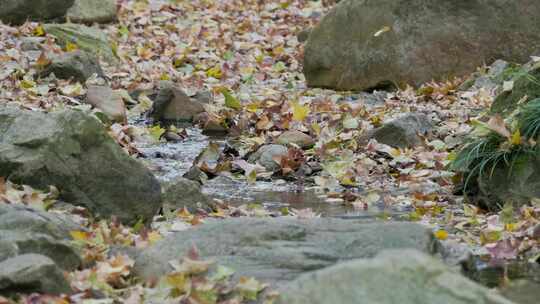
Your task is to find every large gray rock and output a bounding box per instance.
[0,254,71,295]
[0,230,81,270]
[0,106,161,224]
[161,176,214,211]
[0,0,74,25]
[40,50,104,83]
[370,113,433,148]
[134,218,435,284]
[0,203,80,240]
[0,203,81,270]
[277,249,514,304]
[44,23,116,62]
[304,0,540,90]
[66,0,117,24]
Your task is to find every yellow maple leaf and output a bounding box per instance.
[33,25,45,37]
[65,41,78,52]
[70,230,90,241]
[290,101,309,121]
[206,66,223,79]
[434,229,449,240]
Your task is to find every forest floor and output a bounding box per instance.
[1,0,539,303]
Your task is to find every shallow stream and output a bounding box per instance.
[138,126,540,303]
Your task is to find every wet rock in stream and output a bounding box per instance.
[277,249,514,304]
[134,217,435,284]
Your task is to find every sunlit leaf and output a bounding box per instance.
[290,100,309,121]
[220,88,242,110]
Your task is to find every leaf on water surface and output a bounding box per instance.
[148,125,166,142]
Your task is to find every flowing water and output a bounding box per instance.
[138,127,540,303]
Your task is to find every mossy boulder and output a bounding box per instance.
[44,23,117,63]
[0,254,71,295]
[304,0,540,91]
[0,0,74,25]
[476,151,540,209]
[0,106,161,224]
[491,63,540,115]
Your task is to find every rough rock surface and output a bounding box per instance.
[304,0,540,90]
[44,23,116,62]
[0,106,161,224]
[67,0,117,24]
[161,176,214,211]
[149,83,206,123]
[134,217,435,284]
[476,151,540,209]
[248,144,288,171]
[85,85,127,123]
[370,113,433,148]
[0,203,81,270]
[491,64,540,115]
[276,130,315,148]
[40,50,104,83]
[0,254,71,295]
[0,0,75,25]
[277,249,514,304]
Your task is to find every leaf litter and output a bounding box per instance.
[0,0,539,302]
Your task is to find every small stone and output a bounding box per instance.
[532,224,540,240]
[249,144,289,171]
[20,37,45,51]
[40,50,103,83]
[276,130,315,148]
[370,113,433,148]
[193,90,213,104]
[0,254,71,295]
[183,166,208,184]
[161,176,214,211]
[85,85,127,123]
[149,84,206,123]
[162,131,184,142]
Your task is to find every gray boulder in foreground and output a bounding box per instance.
[0,106,161,224]
[134,217,435,284]
[0,203,81,270]
[278,249,514,304]
[0,254,71,295]
[304,0,540,91]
